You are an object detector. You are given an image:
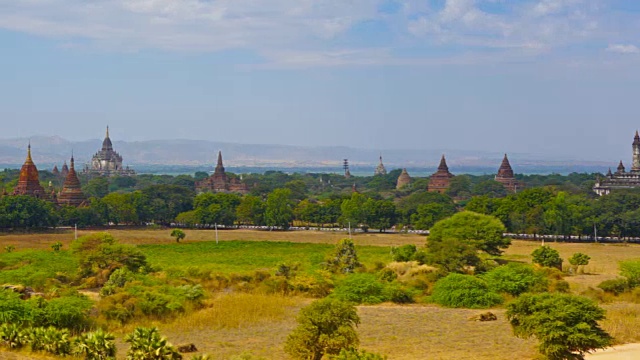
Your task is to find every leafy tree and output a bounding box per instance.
[482,263,548,296]
[428,211,510,256]
[396,191,454,225]
[325,239,361,274]
[507,293,612,360]
[430,273,503,308]
[84,177,110,199]
[340,193,368,228]
[531,246,563,269]
[102,193,140,225]
[193,193,241,226]
[170,229,185,243]
[568,253,591,273]
[620,260,640,288]
[141,185,195,225]
[425,238,481,274]
[236,195,265,226]
[284,180,308,201]
[73,329,117,360]
[411,202,456,230]
[363,199,397,232]
[124,327,181,360]
[446,175,472,199]
[472,180,508,198]
[391,244,417,262]
[264,188,294,229]
[0,195,57,229]
[284,299,360,360]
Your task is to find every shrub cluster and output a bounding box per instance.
[330,273,415,305]
[429,273,503,308]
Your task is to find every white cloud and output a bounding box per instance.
[0,0,636,67]
[606,44,640,54]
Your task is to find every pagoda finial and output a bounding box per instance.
[26,141,33,162]
[106,125,110,138]
[438,154,448,171]
[217,150,223,167]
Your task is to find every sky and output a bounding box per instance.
[1,0,640,161]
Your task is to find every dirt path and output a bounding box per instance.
[587,344,640,359]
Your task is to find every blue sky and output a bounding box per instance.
[1,0,640,161]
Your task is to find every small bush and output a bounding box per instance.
[598,278,630,295]
[329,348,388,360]
[552,280,570,293]
[430,273,503,308]
[482,263,548,296]
[531,246,563,269]
[620,260,640,288]
[325,239,362,274]
[331,273,387,305]
[391,245,417,262]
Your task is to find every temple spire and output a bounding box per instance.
[438,154,449,171]
[106,125,110,139]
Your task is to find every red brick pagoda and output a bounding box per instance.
[196,151,249,194]
[495,154,519,193]
[428,155,454,194]
[12,144,49,199]
[57,155,87,207]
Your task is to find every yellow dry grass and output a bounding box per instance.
[600,302,640,344]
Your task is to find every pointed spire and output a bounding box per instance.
[26,142,33,163]
[437,154,449,172]
[496,153,514,179]
[607,167,613,176]
[106,125,110,138]
[217,151,223,167]
[634,130,640,146]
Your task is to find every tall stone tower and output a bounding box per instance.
[13,144,47,199]
[57,155,87,207]
[632,130,640,172]
[495,154,518,192]
[428,155,454,193]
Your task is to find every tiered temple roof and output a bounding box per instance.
[396,168,412,189]
[428,155,454,193]
[495,154,519,192]
[84,126,135,177]
[196,151,249,194]
[12,144,49,199]
[594,131,640,195]
[374,155,387,176]
[57,155,87,207]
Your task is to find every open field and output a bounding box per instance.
[2,229,640,359]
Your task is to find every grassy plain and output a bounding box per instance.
[2,228,640,359]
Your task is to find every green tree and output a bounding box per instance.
[531,246,563,269]
[340,193,368,228]
[472,180,508,198]
[170,229,185,243]
[507,293,612,360]
[284,299,360,360]
[568,253,591,273]
[428,211,510,256]
[363,199,397,232]
[84,177,110,199]
[411,202,456,230]
[141,185,195,225]
[236,195,265,226]
[0,195,57,229]
[424,238,481,274]
[446,175,472,199]
[124,327,181,360]
[482,263,548,296]
[325,239,361,274]
[264,188,294,229]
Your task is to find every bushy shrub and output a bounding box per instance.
[531,246,563,269]
[73,329,117,360]
[0,323,27,349]
[483,263,548,296]
[597,278,629,295]
[391,245,417,262]
[0,289,29,324]
[430,273,503,308]
[28,294,93,333]
[331,273,387,304]
[325,239,362,274]
[124,327,181,360]
[620,260,640,288]
[285,299,359,360]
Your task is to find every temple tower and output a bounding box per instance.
[57,155,87,207]
[374,155,387,176]
[396,168,412,189]
[633,131,640,172]
[495,154,519,192]
[428,155,454,193]
[195,151,249,194]
[13,144,47,198]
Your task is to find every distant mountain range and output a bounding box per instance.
[0,136,612,175]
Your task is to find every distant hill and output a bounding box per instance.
[0,136,611,175]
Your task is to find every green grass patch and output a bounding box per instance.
[0,250,77,289]
[139,240,392,275]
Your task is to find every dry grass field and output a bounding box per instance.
[2,229,640,359]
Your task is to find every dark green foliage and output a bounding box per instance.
[425,238,481,274]
[325,239,362,274]
[620,260,640,288]
[285,299,360,360]
[125,327,182,360]
[531,246,563,269]
[430,273,503,308]
[507,293,612,360]
[597,278,630,295]
[0,195,58,228]
[483,263,548,296]
[264,188,294,229]
[391,245,417,262]
[170,229,186,243]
